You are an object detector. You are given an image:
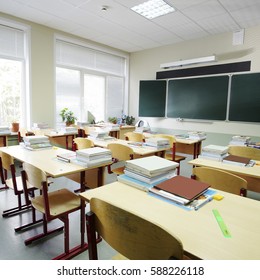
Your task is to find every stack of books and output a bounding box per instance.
[117,155,179,191]
[149,175,213,210]
[144,137,170,149]
[88,131,113,141]
[188,131,207,140]
[76,147,112,167]
[22,135,52,150]
[0,126,11,135]
[198,144,229,161]
[222,154,254,167]
[229,135,251,146]
[62,127,78,134]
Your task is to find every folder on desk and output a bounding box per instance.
[222,154,251,166]
[152,175,210,204]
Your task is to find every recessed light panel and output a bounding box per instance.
[131,0,175,19]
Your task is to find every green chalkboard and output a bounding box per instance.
[167,75,229,120]
[229,73,260,122]
[138,80,166,117]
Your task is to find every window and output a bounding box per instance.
[0,22,29,127]
[55,39,128,125]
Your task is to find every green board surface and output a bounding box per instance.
[167,75,229,120]
[138,80,167,117]
[229,73,260,122]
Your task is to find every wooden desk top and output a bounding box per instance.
[92,138,167,156]
[143,132,204,145]
[189,158,260,179]
[80,181,260,260]
[0,145,108,178]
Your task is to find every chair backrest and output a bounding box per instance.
[87,198,184,260]
[228,145,260,161]
[192,166,247,196]
[73,137,94,150]
[0,151,14,171]
[124,132,144,142]
[22,162,47,190]
[107,143,134,161]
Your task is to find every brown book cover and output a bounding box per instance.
[154,175,210,201]
[223,155,251,165]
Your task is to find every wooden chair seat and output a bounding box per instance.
[5,176,33,192]
[165,153,186,163]
[32,188,81,217]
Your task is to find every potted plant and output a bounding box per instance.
[60,108,77,126]
[11,121,20,132]
[108,117,118,124]
[125,115,135,125]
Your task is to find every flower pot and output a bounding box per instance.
[11,122,19,132]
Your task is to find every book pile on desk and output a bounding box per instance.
[198,144,229,161]
[187,131,207,140]
[22,135,52,150]
[62,126,78,135]
[143,137,170,149]
[222,154,255,167]
[229,135,251,146]
[117,155,178,191]
[0,126,11,135]
[149,175,214,210]
[88,131,114,141]
[76,147,112,167]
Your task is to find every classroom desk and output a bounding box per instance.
[144,133,204,159]
[79,181,260,260]
[189,158,260,193]
[0,134,10,147]
[91,138,167,157]
[44,131,78,150]
[0,145,110,260]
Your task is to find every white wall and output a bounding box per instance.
[129,25,260,138]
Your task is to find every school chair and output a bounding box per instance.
[73,137,94,151]
[124,131,145,142]
[0,151,43,231]
[192,166,247,196]
[107,143,134,175]
[86,198,185,260]
[228,145,260,161]
[21,162,83,259]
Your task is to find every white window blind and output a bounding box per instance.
[56,40,125,76]
[55,39,127,123]
[0,24,24,59]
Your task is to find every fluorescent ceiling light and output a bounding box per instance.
[160,55,217,68]
[131,0,175,20]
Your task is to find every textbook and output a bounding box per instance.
[152,175,210,203]
[222,154,252,166]
[125,155,179,177]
